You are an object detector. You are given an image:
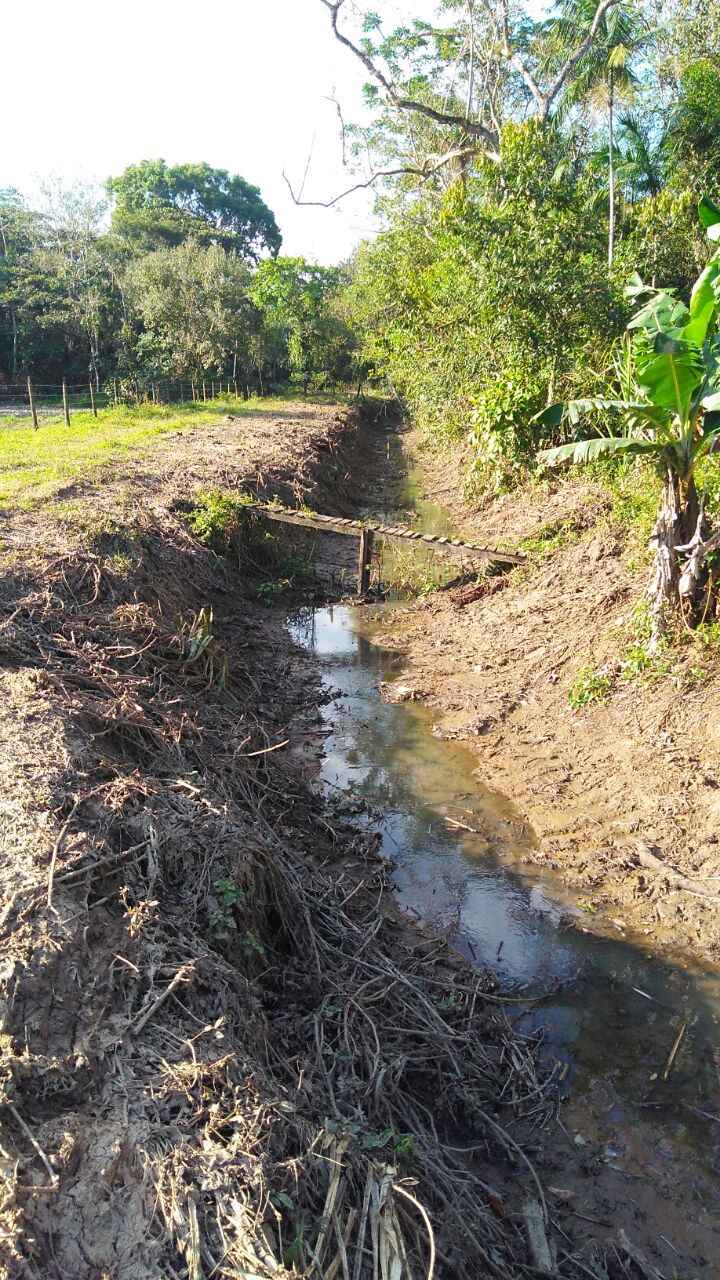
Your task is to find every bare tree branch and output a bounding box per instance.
[320,0,501,160]
[317,0,620,199]
[283,146,480,209]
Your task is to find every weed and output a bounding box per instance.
[180,607,228,687]
[694,620,720,653]
[189,490,251,550]
[209,876,246,942]
[683,664,709,688]
[518,518,580,560]
[567,666,613,708]
[240,930,266,958]
[379,541,456,597]
[394,1133,415,1162]
[619,643,673,681]
[106,551,134,575]
[257,577,293,603]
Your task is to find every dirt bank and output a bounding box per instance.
[0,401,644,1280]
[372,430,720,968]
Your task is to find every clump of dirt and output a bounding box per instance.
[0,408,635,1280]
[376,433,720,965]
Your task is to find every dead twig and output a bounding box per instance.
[132,963,195,1036]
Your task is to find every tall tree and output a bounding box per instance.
[108,160,282,261]
[301,0,630,205]
[123,239,257,382]
[250,258,350,390]
[0,190,42,380]
[540,0,651,268]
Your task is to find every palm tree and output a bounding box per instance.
[534,197,720,648]
[541,0,651,268]
[615,111,665,201]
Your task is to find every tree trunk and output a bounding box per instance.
[648,469,711,648]
[607,72,615,272]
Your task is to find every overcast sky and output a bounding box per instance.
[4,0,437,264]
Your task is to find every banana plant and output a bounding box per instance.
[533,195,720,646]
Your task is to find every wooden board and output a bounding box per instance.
[244,503,525,566]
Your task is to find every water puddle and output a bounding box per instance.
[290,603,720,1171]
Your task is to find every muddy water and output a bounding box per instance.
[289,603,720,1172]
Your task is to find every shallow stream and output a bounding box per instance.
[289,601,720,1174]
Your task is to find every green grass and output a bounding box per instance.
[0,395,296,511]
[567,666,614,709]
[517,517,581,561]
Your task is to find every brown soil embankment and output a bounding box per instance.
[375,434,720,966]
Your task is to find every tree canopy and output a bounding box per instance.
[107,160,282,260]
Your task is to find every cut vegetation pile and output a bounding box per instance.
[0,403,639,1280]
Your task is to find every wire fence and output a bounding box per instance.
[0,375,255,427]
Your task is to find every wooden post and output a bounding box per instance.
[357,528,374,596]
[89,381,97,418]
[62,379,70,426]
[27,377,38,429]
[202,381,207,402]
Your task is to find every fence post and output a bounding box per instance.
[89,381,97,418]
[62,380,70,426]
[27,377,38,429]
[357,528,374,596]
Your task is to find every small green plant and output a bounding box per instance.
[518,518,579,560]
[106,551,134,575]
[683,663,709,688]
[215,877,244,909]
[256,576,293,603]
[240,929,265,958]
[209,876,245,941]
[379,542,456,597]
[568,666,613,708]
[619,642,674,681]
[694,620,720,653]
[180,606,228,687]
[189,489,251,551]
[394,1133,415,1162]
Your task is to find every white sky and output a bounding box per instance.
[4,0,439,264]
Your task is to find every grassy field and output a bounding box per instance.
[0,396,296,510]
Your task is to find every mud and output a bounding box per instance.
[368,428,720,968]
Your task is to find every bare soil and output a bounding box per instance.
[373,430,720,968]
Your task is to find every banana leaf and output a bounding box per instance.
[685,257,720,346]
[538,436,663,467]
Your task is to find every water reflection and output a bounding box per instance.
[290,604,720,1164]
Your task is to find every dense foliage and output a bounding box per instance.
[0,166,350,394]
[333,0,720,492]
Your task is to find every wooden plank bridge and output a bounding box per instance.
[245,501,526,594]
